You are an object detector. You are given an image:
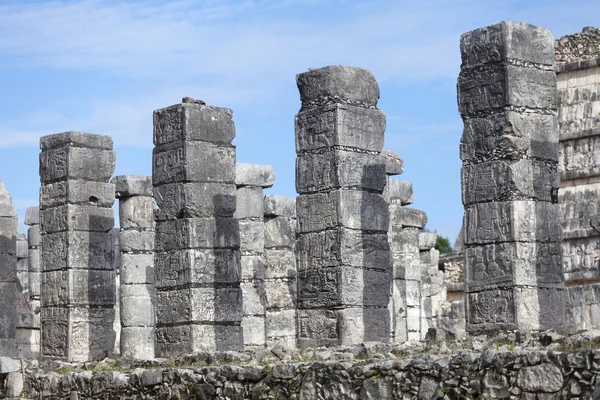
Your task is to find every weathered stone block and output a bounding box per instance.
[41,270,115,306]
[119,196,156,230]
[295,104,385,153]
[241,281,266,316]
[0,216,17,255]
[392,253,422,281]
[384,179,413,205]
[156,287,243,324]
[0,255,17,281]
[296,150,386,193]
[120,230,155,252]
[29,272,41,297]
[120,327,155,360]
[264,250,296,280]
[461,159,559,205]
[390,207,427,229]
[235,186,264,219]
[120,285,156,327]
[24,207,39,226]
[16,240,28,259]
[28,225,40,248]
[559,183,600,235]
[155,218,239,251]
[264,217,295,248]
[40,181,116,208]
[40,205,114,233]
[152,141,235,185]
[28,248,41,271]
[296,228,390,271]
[265,280,296,309]
[420,248,440,266]
[297,190,388,233]
[112,175,153,197]
[40,131,113,151]
[264,195,296,218]
[464,201,561,244]
[154,182,236,219]
[266,309,296,338]
[235,163,275,188]
[418,232,437,250]
[40,147,116,184]
[153,103,235,146]
[42,231,114,271]
[240,255,264,281]
[239,220,264,254]
[155,249,241,288]
[381,149,404,176]
[155,324,242,355]
[0,282,16,338]
[297,266,390,309]
[241,315,266,346]
[120,254,155,285]
[296,66,380,108]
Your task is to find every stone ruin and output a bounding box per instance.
[3,20,600,400]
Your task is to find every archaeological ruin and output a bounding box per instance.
[3,20,600,399]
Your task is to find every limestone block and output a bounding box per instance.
[24,206,39,226]
[420,248,440,266]
[465,242,563,291]
[266,309,296,338]
[404,280,421,307]
[296,65,380,108]
[381,149,403,176]
[240,255,265,281]
[241,281,266,316]
[155,249,240,288]
[239,220,265,254]
[155,324,242,355]
[265,280,296,309]
[0,356,21,373]
[120,230,155,252]
[41,270,116,307]
[264,217,295,248]
[296,190,388,233]
[112,175,153,197]
[29,272,41,297]
[153,103,235,146]
[559,183,600,234]
[155,218,239,251]
[155,182,236,219]
[0,183,15,218]
[263,195,296,218]
[296,150,386,193]
[418,232,437,250]
[235,186,264,220]
[461,160,559,205]
[120,254,155,285]
[120,285,156,327]
[392,253,422,281]
[0,255,17,281]
[40,205,114,233]
[297,266,390,309]
[152,141,235,185]
[464,201,561,245]
[559,135,600,180]
[118,196,155,230]
[40,147,116,184]
[295,104,385,153]
[42,231,114,271]
[562,238,600,279]
[459,21,554,68]
[0,216,17,255]
[241,315,266,346]
[383,179,413,205]
[235,163,275,188]
[28,225,40,248]
[156,287,243,324]
[120,327,155,359]
[0,281,17,337]
[40,181,116,209]
[296,228,390,271]
[264,250,296,280]
[390,207,427,229]
[460,112,559,163]
[406,307,421,332]
[40,131,113,151]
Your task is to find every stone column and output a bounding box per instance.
[112,175,156,359]
[39,132,117,361]
[0,182,17,356]
[458,22,564,333]
[419,232,444,338]
[153,99,243,355]
[16,234,28,295]
[295,66,391,347]
[235,163,274,348]
[263,195,297,349]
[25,207,40,311]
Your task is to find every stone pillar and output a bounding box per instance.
[39,132,117,361]
[295,66,391,347]
[112,175,156,359]
[458,22,564,333]
[419,232,444,338]
[263,195,297,349]
[235,163,274,348]
[0,183,17,356]
[25,207,40,310]
[16,234,28,295]
[153,99,243,355]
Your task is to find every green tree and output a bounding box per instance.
[435,235,453,254]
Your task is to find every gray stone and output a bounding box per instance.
[5,371,23,398]
[263,195,296,218]
[0,182,15,218]
[381,149,404,176]
[418,232,437,250]
[40,131,113,151]
[384,178,413,205]
[119,230,155,252]
[0,356,21,373]
[239,220,265,254]
[119,196,156,230]
[120,327,155,360]
[235,186,264,219]
[264,217,295,248]
[42,231,114,271]
[112,175,153,197]
[120,254,155,285]
[392,207,427,229]
[155,249,240,288]
[155,218,239,251]
[120,285,156,327]
[40,181,116,208]
[40,205,114,233]
[516,363,563,392]
[296,65,380,107]
[40,147,116,184]
[235,163,275,188]
[24,206,39,226]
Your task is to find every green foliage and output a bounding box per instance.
[435,235,453,254]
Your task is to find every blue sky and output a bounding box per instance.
[0,0,598,242]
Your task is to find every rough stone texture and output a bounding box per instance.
[263,195,297,349]
[24,207,41,359]
[112,175,156,360]
[0,182,17,357]
[153,100,242,355]
[556,26,600,64]
[459,21,564,333]
[295,66,391,348]
[39,133,116,362]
